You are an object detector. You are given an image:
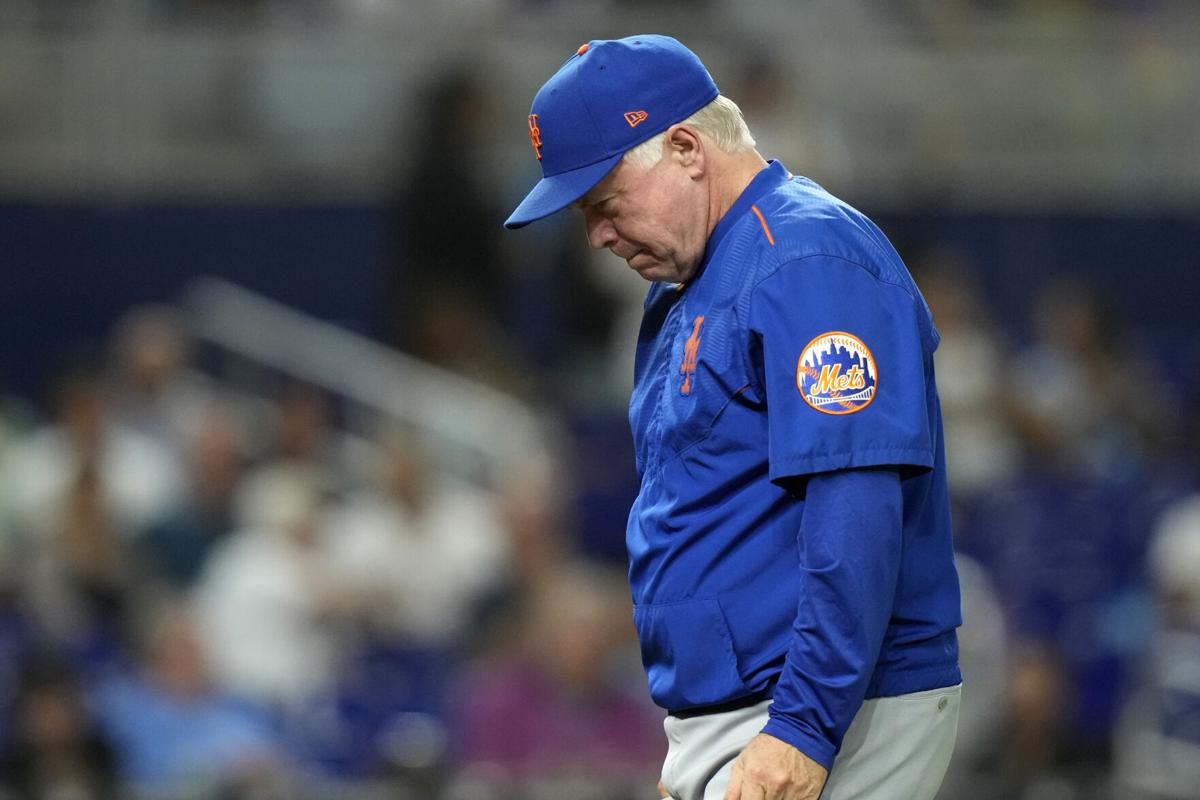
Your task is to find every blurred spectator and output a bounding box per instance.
[107,304,215,462]
[1149,498,1200,631]
[383,68,551,400]
[942,640,1117,800]
[917,249,1020,500]
[22,457,134,666]
[450,562,663,800]
[325,428,508,647]
[272,383,332,467]
[386,68,501,329]
[474,456,576,656]
[0,658,118,800]
[4,356,185,541]
[968,472,1154,735]
[990,644,1097,799]
[1113,496,1200,799]
[1009,279,1172,482]
[194,466,348,709]
[0,393,35,560]
[92,602,284,794]
[138,404,245,588]
[239,381,348,502]
[386,69,526,391]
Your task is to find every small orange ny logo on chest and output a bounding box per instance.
[680,315,705,396]
[528,114,543,161]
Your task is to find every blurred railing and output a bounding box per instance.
[182,276,550,483]
[0,1,1197,210]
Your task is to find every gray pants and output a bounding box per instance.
[660,684,961,800]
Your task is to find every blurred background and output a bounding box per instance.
[0,1,1198,798]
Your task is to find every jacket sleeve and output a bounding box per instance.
[760,465,903,769]
[747,255,935,482]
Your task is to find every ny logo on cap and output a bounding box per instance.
[624,110,648,128]
[528,114,543,161]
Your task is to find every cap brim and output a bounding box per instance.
[504,153,624,229]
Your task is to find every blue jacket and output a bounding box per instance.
[626,160,962,769]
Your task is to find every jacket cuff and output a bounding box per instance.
[761,712,838,772]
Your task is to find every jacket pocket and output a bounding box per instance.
[659,375,740,462]
[633,596,748,710]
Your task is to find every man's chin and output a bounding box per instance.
[633,267,671,283]
[635,265,692,284]
[627,253,672,282]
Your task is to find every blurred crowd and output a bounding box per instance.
[0,306,663,799]
[0,4,1197,798]
[0,243,1197,800]
[913,252,1200,800]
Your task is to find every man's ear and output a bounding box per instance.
[664,124,705,178]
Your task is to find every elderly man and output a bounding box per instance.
[505,35,962,800]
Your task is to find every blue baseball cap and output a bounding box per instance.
[504,34,719,229]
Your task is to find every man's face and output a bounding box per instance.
[574,144,708,284]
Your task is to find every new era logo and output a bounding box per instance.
[624,110,648,128]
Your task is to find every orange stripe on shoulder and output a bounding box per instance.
[751,204,775,246]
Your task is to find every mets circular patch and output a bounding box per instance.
[796,331,877,415]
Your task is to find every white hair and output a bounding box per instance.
[623,94,756,170]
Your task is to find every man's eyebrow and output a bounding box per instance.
[571,194,599,210]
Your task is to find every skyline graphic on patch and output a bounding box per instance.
[796,331,877,415]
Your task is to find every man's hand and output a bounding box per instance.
[724,733,829,800]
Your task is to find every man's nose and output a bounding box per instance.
[583,209,618,250]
